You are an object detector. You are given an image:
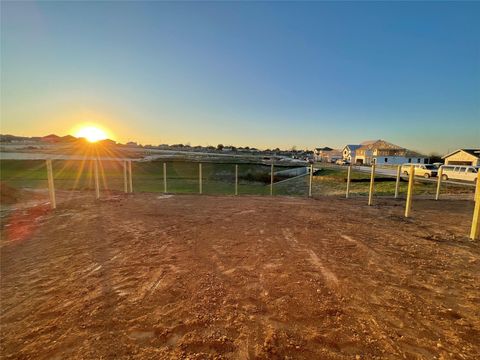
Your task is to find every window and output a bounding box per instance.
[408,158,412,163]
[385,158,388,163]
[417,159,421,163]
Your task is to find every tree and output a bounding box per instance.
[428,153,443,164]
[217,144,224,151]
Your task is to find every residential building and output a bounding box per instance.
[313,147,342,162]
[354,140,427,165]
[342,145,361,163]
[442,149,480,167]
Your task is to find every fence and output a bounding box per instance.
[1,159,478,240]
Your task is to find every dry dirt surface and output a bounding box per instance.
[1,192,479,359]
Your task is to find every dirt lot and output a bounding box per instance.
[1,192,479,359]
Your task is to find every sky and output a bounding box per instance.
[1,1,479,154]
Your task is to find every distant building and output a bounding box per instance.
[313,147,342,162]
[354,140,427,165]
[342,145,361,163]
[442,149,480,167]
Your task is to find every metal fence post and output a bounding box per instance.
[309,164,313,197]
[128,160,133,193]
[405,165,415,217]
[270,161,274,196]
[163,162,167,193]
[123,160,128,193]
[94,159,100,199]
[46,159,56,209]
[435,166,443,201]
[346,165,351,199]
[199,163,203,194]
[368,164,375,206]
[470,175,480,240]
[394,165,401,199]
[235,164,238,196]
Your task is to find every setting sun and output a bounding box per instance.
[74,125,109,143]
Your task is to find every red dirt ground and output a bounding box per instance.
[1,192,479,359]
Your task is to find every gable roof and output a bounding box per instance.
[344,144,361,151]
[358,139,403,151]
[442,149,480,159]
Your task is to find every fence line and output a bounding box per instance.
[4,158,478,240]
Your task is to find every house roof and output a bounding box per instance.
[442,149,480,159]
[358,139,404,151]
[344,144,361,151]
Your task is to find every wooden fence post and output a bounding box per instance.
[94,159,100,199]
[346,165,351,199]
[163,162,167,193]
[235,164,238,196]
[128,160,133,193]
[270,161,274,196]
[394,165,401,199]
[46,159,56,209]
[123,160,128,193]
[470,174,480,240]
[199,163,203,194]
[368,164,376,206]
[405,165,415,217]
[309,164,313,197]
[435,166,443,201]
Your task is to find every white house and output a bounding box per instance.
[442,149,480,166]
[342,145,361,163]
[354,140,427,165]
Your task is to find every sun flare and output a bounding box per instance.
[74,125,109,143]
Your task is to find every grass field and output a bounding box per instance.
[0,160,474,199]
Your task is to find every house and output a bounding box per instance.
[442,149,480,167]
[342,145,361,163]
[354,140,427,165]
[313,147,342,162]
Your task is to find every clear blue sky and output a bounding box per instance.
[1,1,479,154]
